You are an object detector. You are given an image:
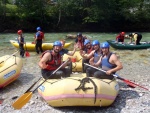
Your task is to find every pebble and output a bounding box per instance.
[0,48,150,113]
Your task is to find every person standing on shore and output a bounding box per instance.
[17,30,25,58]
[129,33,142,45]
[116,32,125,43]
[38,41,71,79]
[92,42,123,80]
[34,27,44,54]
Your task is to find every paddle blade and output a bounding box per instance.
[25,51,30,57]
[12,92,32,109]
[122,79,149,90]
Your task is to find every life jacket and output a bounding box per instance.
[17,36,24,44]
[76,37,85,49]
[85,46,93,54]
[93,50,102,63]
[101,52,117,72]
[41,50,61,71]
[116,34,124,40]
[35,31,44,40]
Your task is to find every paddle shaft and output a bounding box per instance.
[0,51,19,64]
[12,59,69,109]
[84,63,149,91]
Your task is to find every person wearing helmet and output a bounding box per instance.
[39,41,71,79]
[80,40,102,75]
[81,39,93,72]
[129,33,142,45]
[92,42,123,80]
[17,30,25,58]
[59,40,78,56]
[34,27,44,54]
[116,32,125,43]
[75,32,86,50]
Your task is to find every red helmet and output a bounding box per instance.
[17,30,22,35]
[121,32,125,35]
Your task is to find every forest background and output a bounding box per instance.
[0,0,150,33]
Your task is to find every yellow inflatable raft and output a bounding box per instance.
[63,51,83,72]
[10,40,72,51]
[38,73,119,107]
[0,55,23,88]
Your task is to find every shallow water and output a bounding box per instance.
[0,32,150,65]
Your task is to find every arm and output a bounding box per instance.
[106,54,123,75]
[80,50,95,59]
[38,52,51,69]
[67,44,77,56]
[116,35,119,41]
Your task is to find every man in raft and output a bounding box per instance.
[80,39,93,72]
[80,40,102,76]
[38,41,71,79]
[90,42,123,80]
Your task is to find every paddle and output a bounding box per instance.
[84,63,149,91]
[12,59,69,109]
[25,43,30,57]
[0,51,19,65]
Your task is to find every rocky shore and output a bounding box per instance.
[0,47,150,113]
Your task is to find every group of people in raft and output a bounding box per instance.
[17,27,142,80]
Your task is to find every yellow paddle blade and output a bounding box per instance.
[12,92,33,109]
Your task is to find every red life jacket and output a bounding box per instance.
[41,50,61,71]
[116,34,124,40]
[86,46,93,54]
[35,31,44,40]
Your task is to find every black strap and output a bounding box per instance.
[75,77,97,104]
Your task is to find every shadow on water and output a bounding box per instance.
[52,82,139,113]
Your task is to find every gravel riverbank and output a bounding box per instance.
[0,47,150,113]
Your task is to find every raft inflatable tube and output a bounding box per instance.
[0,55,23,88]
[63,51,82,72]
[10,40,72,51]
[38,73,119,107]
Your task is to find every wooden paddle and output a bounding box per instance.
[0,51,19,64]
[12,59,69,109]
[25,43,30,57]
[84,63,149,91]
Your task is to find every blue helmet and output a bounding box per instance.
[53,41,62,47]
[84,39,90,45]
[101,42,110,48]
[92,40,100,46]
[37,27,41,31]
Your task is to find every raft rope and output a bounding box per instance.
[75,77,97,104]
[0,55,17,73]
